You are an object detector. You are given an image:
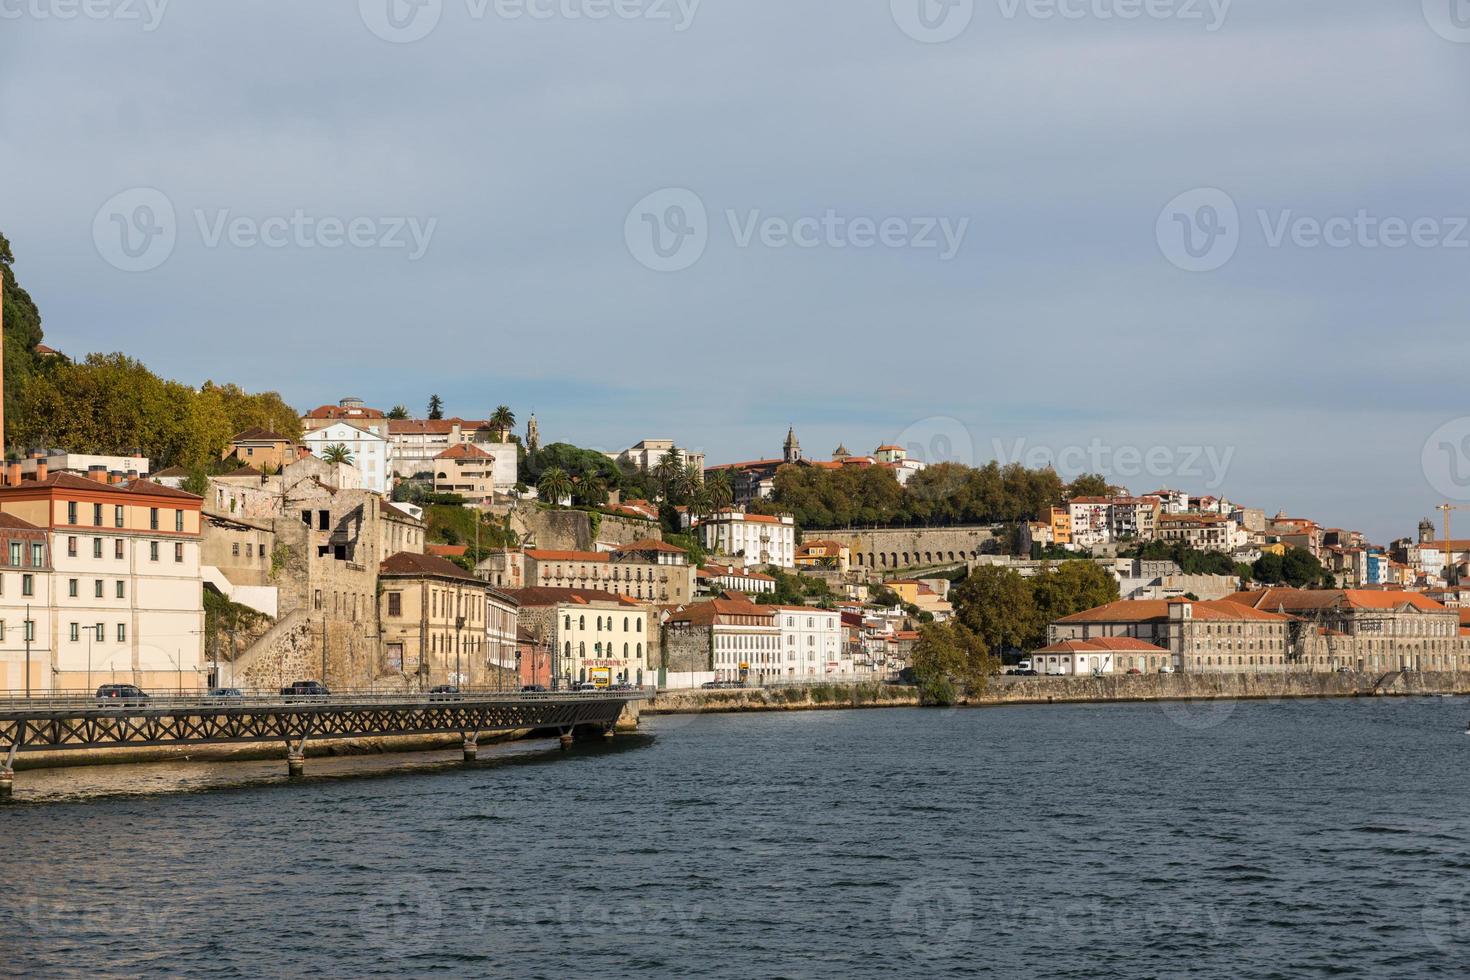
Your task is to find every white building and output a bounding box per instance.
[609,440,705,477]
[698,511,797,569]
[873,445,927,486]
[1068,498,1113,549]
[302,422,392,495]
[776,606,843,677]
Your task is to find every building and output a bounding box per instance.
[223,428,301,471]
[1032,637,1172,676]
[872,444,926,485]
[697,563,776,596]
[1224,588,1462,672]
[795,539,849,573]
[379,552,498,688]
[0,514,52,693]
[1049,598,1293,674]
[1068,498,1113,549]
[1047,506,1073,547]
[775,606,843,678]
[17,451,151,482]
[661,595,779,687]
[0,470,207,693]
[507,587,653,688]
[301,422,392,494]
[1108,496,1162,541]
[696,510,797,568]
[487,540,696,604]
[388,417,517,487]
[432,444,500,502]
[703,459,785,509]
[609,440,705,478]
[1157,513,1239,552]
[300,398,389,439]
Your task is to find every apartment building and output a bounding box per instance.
[0,470,206,692]
[506,586,652,688]
[302,422,392,494]
[775,606,843,677]
[1049,598,1293,673]
[490,541,697,605]
[697,510,797,568]
[662,595,780,686]
[0,514,52,692]
[379,552,495,688]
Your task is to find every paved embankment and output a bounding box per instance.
[647,670,1470,715]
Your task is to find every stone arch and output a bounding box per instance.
[890,552,898,568]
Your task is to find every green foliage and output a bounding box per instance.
[425,505,517,567]
[428,395,444,420]
[753,567,834,605]
[204,587,271,636]
[181,468,210,497]
[761,459,1067,530]
[536,467,574,507]
[951,560,1119,652]
[490,405,516,440]
[321,443,353,465]
[270,542,290,579]
[0,233,46,452]
[387,405,410,419]
[1066,473,1115,498]
[1121,539,1240,576]
[1252,547,1330,588]
[911,621,995,705]
[664,531,707,568]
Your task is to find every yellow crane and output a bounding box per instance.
[1435,503,1470,585]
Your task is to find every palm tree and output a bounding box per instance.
[321,443,354,465]
[537,467,573,507]
[706,470,733,513]
[489,405,516,442]
[651,446,683,502]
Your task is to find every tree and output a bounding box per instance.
[490,405,515,442]
[911,622,995,705]
[537,467,573,507]
[950,565,1041,654]
[1030,561,1120,632]
[428,395,444,420]
[321,443,354,465]
[387,405,410,420]
[1066,473,1115,498]
[705,470,733,512]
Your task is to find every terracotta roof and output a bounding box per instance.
[614,538,686,555]
[389,419,458,435]
[704,459,784,472]
[435,443,494,461]
[379,551,480,581]
[664,597,775,626]
[1225,589,1451,615]
[152,466,190,478]
[305,405,385,419]
[1055,599,1290,625]
[525,550,609,563]
[502,586,643,607]
[1036,638,1169,655]
[875,445,904,452]
[217,465,263,479]
[232,427,290,443]
[425,544,469,558]
[0,512,42,530]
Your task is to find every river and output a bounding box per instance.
[5,697,1470,977]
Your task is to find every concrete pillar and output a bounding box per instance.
[287,744,306,778]
[558,732,573,751]
[0,769,12,799]
[602,727,615,740]
[462,736,478,763]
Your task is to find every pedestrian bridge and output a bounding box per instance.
[0,690,646,795]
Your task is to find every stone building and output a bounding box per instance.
[223,428,301,472]
[379,552,503,688]
[696,510,797,568]
[661,595,779,687]
[1049,598,1293,674]
[485,541,696,605]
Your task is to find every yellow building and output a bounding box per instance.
[1048,506,1072,546]
[379,552,494,688]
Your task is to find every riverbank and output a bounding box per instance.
[646,669,1470,715]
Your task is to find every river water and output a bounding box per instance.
[5,697,1470,978]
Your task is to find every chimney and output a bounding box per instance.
[34,459,47,482]
[88,465,107,483]
[6,462,18,487]
[126,469,138,481]
[109,471,123,485]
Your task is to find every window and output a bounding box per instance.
[67,536,77,557]
[117,623,126,642]
[21,574,32,597]
[314,590,323,610]
[174,543,184,563]
[24,620,34,642]
[67,501,78,525]
[114,540,124,560]
[95,580,103,598]
[7,542,19,566]
[149,508,159,530]
[93,503,103,526]
[246,543,253,558]
[70,623,79,642]
[149,542,159,562]
[175,510,184,532]
[0,621,6,641]
[115,505,124,528]
[93,538,103,559]
[28,542,41,566]
[68,579,78,598]
[232,543,240,557]
[116,581,125,599]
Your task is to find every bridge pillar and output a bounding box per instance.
[558,731,573,751]
[462,735,478,763]
[286,741,306,778]
[0,767,12,799]
[602,726,615,740]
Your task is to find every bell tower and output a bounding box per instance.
[783,426,801,464]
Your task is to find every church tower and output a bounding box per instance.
[526,414,540,454]
[783,426,801,464]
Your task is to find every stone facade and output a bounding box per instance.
[830,525,1002,576]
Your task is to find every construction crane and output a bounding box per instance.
[1435,503,1470,585]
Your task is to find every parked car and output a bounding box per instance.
[700,680,723,689]
[1014,669,1038,677]
[520,684,548,693]
[206,687,244,703]
[281,681,330,698]
[1158,666,1176,675]
[96,684,149,706]
[572,681,600,692]
[428,685,461,701]
[1336,666,1354,674]
[1017,659,1032,672]
[608,682,638,692]
[1126,668,1143,675]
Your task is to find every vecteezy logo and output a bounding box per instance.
[624,188,708,272]
[360,0,443,43]
[1422,418,1470,501]
[891,0,974,43]
[357,875,443,955]
[93,188,177,273]
[1423,0,1470,42]
[1156,187,1240,273]
[889,880,973,960]
[894,415,974,501]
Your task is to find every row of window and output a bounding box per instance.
[0,620,36,641]
[563,614,645,633]
[563,641,644,658]
[64,537,186,563]
[4,541,46,568]
[64,579,127,599]
[0,621,128,642]
[67,501,186,532]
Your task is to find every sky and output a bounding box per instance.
[1,0,1468,543]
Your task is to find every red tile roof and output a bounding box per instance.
[380,551,480,581]
[1055,599,1290,625]
[436,443,495,461]
[1225,589,1451,615]
[502,586,644,607]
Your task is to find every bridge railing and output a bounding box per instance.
[0,687,651,713]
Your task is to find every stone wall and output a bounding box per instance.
[646,682,920,714]
[819,525,1003,577]
[513,507,592,552]
[595,514,663,549]
[979,669,1470,705]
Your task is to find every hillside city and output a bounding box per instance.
[0,376,1465,700]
